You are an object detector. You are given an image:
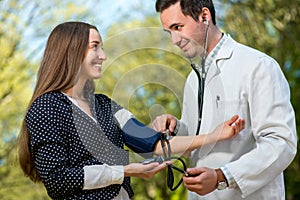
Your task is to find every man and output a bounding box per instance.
[152,0,297,199]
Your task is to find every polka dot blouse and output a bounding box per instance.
[26,91,133,199]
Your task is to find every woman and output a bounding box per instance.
[18,21,244,199]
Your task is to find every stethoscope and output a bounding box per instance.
[189,21,209,136]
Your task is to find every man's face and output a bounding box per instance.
[160,2,206,58]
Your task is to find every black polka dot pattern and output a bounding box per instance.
[26,91,134,199]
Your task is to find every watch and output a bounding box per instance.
[217,180,227,190]
[215,168,228,190]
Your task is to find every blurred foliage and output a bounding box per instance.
[0,0,38,199]
[0,0,299,199]
[100,21,190,123]
[0,0,91,199]
[99,18,191,199]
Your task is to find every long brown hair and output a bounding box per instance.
[18,21,98,182]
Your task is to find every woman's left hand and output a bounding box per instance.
[124,161,172,179]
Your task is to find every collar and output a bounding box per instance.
[204,34,233,84]
[205,33,226,70]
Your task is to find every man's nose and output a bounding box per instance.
[171,32,181,46]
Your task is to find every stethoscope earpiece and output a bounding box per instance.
[205,20,209,26]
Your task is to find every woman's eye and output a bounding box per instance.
[89,43,103,51]
[91,45,97,51]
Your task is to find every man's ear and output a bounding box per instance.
[199,7,210,25]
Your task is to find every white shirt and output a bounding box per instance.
[83,165,129,200]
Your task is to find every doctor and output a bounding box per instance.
[152,0,297,199]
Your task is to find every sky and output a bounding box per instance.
[84,0,224,37]
[3,0,223,60]
[85,0,157,35]
[17,0,159,60]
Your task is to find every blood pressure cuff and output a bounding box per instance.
[122,118,160,157]
[114,108,160,158]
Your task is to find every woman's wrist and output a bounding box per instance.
[123,165,131,177]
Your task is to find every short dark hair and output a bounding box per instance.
[155,0,216,25]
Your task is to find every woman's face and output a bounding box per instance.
[80,29,107,81]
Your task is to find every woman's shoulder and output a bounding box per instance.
[94,93,114,105]
[94,93,123,112]
[33,91,65,103]
[94,93,110,100]
[30,91,70,113]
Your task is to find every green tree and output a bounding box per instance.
[0,1,39,198]
[221,0,300,199]
[100,17,191,199]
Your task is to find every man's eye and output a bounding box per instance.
[174,25,182,30]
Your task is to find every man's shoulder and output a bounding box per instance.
[225,34,268,58]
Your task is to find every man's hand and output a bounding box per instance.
[183,167,218,196]
[151,114,177,132]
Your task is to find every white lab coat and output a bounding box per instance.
[177,34,297,200]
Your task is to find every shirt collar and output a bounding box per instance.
[205,33,227,68]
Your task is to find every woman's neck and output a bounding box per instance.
[64,85,86,101]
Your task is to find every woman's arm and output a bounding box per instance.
[154,115,245,155]
[83,162,170,189]
[124,161,171,178]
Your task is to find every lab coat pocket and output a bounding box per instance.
[215,96,250,140]
[217,98,247,117]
